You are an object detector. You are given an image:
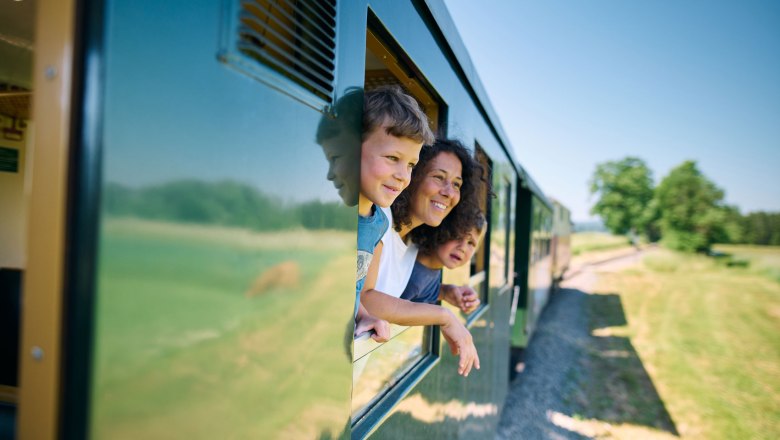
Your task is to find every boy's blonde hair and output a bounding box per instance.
[363,85,435,145]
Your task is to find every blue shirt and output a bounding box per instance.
[355,205,389,315]
[400,261,442,304]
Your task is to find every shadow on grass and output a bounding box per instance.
[498,287,678,439]
[579,291,679,436]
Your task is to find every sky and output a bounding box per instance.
[442,0,780,222]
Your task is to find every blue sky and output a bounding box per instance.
[443,0,780,221]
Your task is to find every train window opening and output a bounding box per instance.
[504,178,513,283]
[351,17,446,425]
[364,26,442,136]
[471,146,491,301]
[0,0,34,425]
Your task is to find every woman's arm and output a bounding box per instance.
[361,289,480,376]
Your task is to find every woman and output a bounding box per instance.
[361,138,490,377]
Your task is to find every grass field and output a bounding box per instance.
[573,247,780,439]
[571,232,631,256]
[90,218,356,439]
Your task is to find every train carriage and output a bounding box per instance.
[0,0,568,438]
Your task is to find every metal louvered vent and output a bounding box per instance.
[234,0,337,105]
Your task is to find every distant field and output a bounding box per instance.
[571,232,630,256]
[90,218,356,439]
[577,248,780,439]
[713,244,780,283]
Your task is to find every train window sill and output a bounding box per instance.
[353,324,414,361]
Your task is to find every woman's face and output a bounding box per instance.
[409,151,463,228]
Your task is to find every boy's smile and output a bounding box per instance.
[359,126,423,215]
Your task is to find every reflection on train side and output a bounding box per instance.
[351,325,426,420]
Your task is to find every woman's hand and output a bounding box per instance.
[440,310,480,377]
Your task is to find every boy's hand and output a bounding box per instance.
[440,311,480,377]
[442,284,480,314]
[355,314,390,343]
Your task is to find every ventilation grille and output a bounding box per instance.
[236,0,336,104]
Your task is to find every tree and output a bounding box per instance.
[740,211,780,245]
[654,160,730,252]
[589,157,655,237]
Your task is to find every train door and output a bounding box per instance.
[1,0,79,437]
[0,0,34,436]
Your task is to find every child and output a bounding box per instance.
[354,85,435,342]
[402,210,486,312]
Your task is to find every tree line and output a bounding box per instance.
[589,157,779,252]
[103,180,355,231]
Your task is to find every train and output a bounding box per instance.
[0,0,571,438]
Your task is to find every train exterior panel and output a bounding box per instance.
[1,0,567,438]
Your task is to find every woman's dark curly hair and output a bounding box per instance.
[391,138,492,235]
[413,207,486,256]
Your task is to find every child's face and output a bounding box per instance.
[360,126,423,208]
[435,227,481,269]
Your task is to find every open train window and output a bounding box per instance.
[351,15,445,426]
[363,21,443,136]
[471,146,492,300]
[503,178,513,284]
[440,144,491,318]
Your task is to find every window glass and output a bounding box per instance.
[351,325,426,419]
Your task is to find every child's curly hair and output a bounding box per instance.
[392,138,492,233]
[413,208,487,256]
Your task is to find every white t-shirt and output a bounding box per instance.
[375,207,419,297]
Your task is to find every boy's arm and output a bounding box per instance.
[355,241,390,343]
[439,284,481,314]
[361,241,383,292]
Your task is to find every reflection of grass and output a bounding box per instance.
[587,249,780,439]
[91,219,355,439]
[571,232,629,256]
[713,244,780,283]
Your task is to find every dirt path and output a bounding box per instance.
[496,248,653,440]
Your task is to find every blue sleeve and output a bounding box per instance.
[400,263,442,304]
[411,276,441,304]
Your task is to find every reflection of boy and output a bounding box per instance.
[317,88,363,207]
[402,210,486,312]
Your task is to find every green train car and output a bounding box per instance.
[0,0,569,438]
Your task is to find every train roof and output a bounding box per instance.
[422,0,552,209]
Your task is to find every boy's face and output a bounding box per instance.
[360,126,423,208]
[436,227,481,270]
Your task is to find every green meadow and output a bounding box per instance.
[580,247,780,439]
[90,218,356,439]
[571,232,631,255]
